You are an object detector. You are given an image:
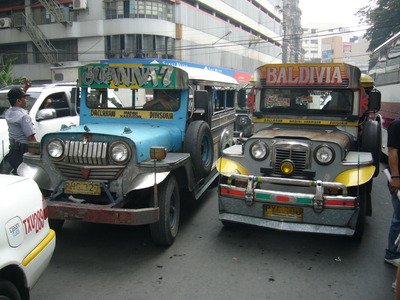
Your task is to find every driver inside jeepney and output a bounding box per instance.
[143,89,180,111]
[322,91,352,112]
[260,88,353,115]
[86,88,180,111]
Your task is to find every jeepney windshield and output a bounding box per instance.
[260,88,354,115]
[86,88,181,112]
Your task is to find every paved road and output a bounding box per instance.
[32,164,396,300]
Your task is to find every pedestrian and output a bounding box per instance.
[5,77,37,174]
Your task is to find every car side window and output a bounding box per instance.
[41,92,72,117]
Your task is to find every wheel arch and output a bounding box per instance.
[0,265,28,299]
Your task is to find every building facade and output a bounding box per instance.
[0,0,283,82]
[302,23,370,72]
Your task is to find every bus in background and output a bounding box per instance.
[368,31,400,156]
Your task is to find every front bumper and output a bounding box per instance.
[48,201,159,225]
[218,174,359,236]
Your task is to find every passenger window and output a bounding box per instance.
[41,92,71,117]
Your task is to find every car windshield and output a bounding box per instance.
[259,88,354,116]
[85,88,181,112]
[0,91,40,118]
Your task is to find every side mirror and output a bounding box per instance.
[37,108,57,120]
[193,90,211,125]
[194,90,208,109]
[368,89,381,112]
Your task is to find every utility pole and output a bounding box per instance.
[281,0,304,63]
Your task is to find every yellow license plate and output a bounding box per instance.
[64,181,101,195]
[265,205,303,220]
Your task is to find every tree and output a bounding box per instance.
[0,59,23,89]
[357,0,400,51]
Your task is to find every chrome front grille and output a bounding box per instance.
[272,143,310,176]
[64,140,108,165]
[53,140,125,181]
[54,162,124,181]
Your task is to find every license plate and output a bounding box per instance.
[265,205,303,220]
[64,181,101,195]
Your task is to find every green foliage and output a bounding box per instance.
[0,59,23,89]
[357,0,400,51]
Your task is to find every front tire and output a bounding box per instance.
[150,175,180,246]
[350,184,367,240]
[49,219,65,232]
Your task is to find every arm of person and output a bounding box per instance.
[389,146,400,192]
[143,98,176,110]
[27,135,37,143]
[22,76,31,93]
[143,98,161,109]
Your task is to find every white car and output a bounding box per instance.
[0,83,80,174]
[0,174,56,299]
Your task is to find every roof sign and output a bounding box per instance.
[255,63,360,88]
[79,63,188,89]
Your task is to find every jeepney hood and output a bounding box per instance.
[43,123,182,161]
[254,128,351,150]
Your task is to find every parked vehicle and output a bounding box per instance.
[0,174,56,300]
[217,63,381,239]
[0,83,79,174]
[19,62,241,245]
[368,31,400,157]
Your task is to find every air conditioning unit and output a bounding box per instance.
[0,17,12,29]
[73,0,87,10]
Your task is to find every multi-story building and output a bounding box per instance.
[0,0,283,82]
[302,23,370,72]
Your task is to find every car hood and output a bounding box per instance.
[254,128,351,150]
[0,174,27,188]
[43,123,182,162]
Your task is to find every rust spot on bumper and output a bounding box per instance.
[48,202,159,225]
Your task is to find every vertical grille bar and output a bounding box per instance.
[272,143,310,176]
[62,140,109,166]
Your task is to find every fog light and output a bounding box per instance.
[280,160,294,175]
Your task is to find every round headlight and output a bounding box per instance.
[110,141,131,164]
[250,141,269,161]
[47,138,64,160]
[314,144,335,165]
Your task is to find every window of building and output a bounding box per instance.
[34,39,78,63]
[106,34,175,59]
[31,5,75,25]
[105,0,174,21]
[0,44,28,64]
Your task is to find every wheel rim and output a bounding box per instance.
[169,193,177,230]
[201,135,212,166]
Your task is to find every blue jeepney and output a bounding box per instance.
[19,63,239,245]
